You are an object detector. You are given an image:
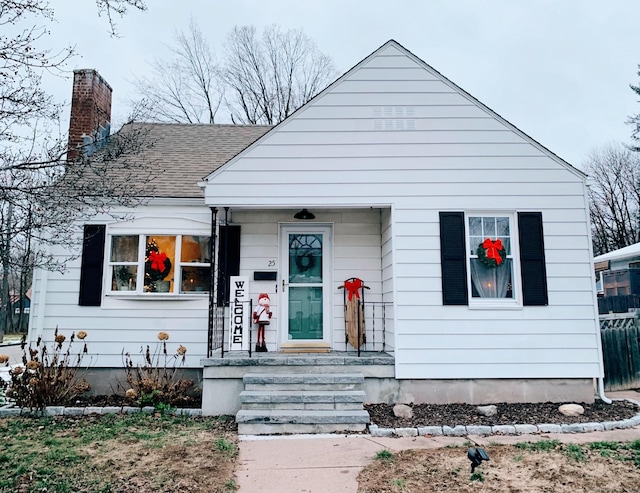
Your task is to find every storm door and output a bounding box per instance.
[280,225,332,344]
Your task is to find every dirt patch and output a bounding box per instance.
[0,414,238,493]
[87,429,237,492]
[365,400,639,428]
[357,442,640,492]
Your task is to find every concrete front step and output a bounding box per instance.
[243,372,364,392]
[240,390,366,411]
[238,422,367,435]
[236,409,370,435]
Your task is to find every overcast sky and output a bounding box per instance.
[42,0,640,169]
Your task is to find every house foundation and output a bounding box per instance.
[201,352,595,416]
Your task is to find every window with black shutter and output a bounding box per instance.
[216,225,241,305]
[518,212,548,306]
[439,212,468,305]
[439,211,548,307]
[79,225,106,306]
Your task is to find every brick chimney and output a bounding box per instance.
[67,69,112,161]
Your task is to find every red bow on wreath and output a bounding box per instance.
[344,278,363,301]
[149,251,168,272]
[481,238,504,265]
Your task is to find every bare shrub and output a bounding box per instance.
[122,332,199,408]
[5,328,91,410]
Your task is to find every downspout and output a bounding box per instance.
[598,378,612,404]
[583,177,612,404]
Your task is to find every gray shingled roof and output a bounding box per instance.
[115,122,272,198]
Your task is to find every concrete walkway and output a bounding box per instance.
[236,391,640,492]
[236,427,640,492]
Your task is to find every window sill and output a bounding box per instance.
[468,300,522,310]
[106,293,209,300]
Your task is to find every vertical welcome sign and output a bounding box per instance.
[229,276,250,351]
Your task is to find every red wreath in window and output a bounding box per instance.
[145,239,172,281]
[476,238,507,268]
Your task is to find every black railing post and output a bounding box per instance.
[207,207,218,358]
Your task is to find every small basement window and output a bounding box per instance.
[108,234,211,294]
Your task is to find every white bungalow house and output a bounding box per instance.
[29,40,606,431]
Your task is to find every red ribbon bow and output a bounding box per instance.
[149,251,167,272]
[344,278,363,301]
[481,238,504,265]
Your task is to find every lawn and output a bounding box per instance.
[358,439,640,492]
[0,412,238,493]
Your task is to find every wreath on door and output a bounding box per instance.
[295,250,315,272]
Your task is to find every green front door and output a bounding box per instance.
[281,226,331,343]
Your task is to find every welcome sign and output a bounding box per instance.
[228,276,250,351]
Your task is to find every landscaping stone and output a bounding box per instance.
[562,423,587,433]
[477,405,497,417]
[63,407,85,416]
[369,424,394,437]
[514,424,538,434]
[492,425,517,435]
[581,422,605,432]
[558,403,585,416]
[101,406,121,414]
[442,425,466,436]
[393,404,413,419]
[466,425,493,435]
[417,426,444,436]
[537,423,563,433]
[394,427,418,437]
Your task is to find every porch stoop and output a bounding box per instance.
[236,373,370,434]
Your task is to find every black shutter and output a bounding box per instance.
[78,225,106,306]
[439,212,468,305]
[216,225,241,305]
[518,212,548,306]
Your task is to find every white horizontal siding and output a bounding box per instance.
[204,42,599,380]
[281,117,508,132]
[381,208,395,352]
[221,156,566,172]
[30,205,213,368]
[233,209,382,352]
[264,130,527,145]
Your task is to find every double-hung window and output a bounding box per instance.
[467,214,516,302]
[439,211,548,307]
[108,234,211,295]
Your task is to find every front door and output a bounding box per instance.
[280,225,332,345]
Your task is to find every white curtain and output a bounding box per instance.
[470,259,512,298]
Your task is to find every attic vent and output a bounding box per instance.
[373,106,416,131]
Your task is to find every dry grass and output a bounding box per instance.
[358,440,640,492]
[0,412,238,493]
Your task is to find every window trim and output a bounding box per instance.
[465,211,522,309]
[105,232,211,298]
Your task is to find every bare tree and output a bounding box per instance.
[95,0,147,36]
[0,1,155,341]
[585,143,640,256]
[132,18,224,123]
[132,23,338,125]
[223,25,337,125]
[629,65,640,153]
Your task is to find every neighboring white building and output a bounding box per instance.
[29,41,604,410]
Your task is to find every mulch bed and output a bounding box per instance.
[365,400,640,428]
[65,394,202,409]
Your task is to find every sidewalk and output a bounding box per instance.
[236,391,640,493]
[236,428,640,493]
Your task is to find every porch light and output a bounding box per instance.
[294,208,315,220]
